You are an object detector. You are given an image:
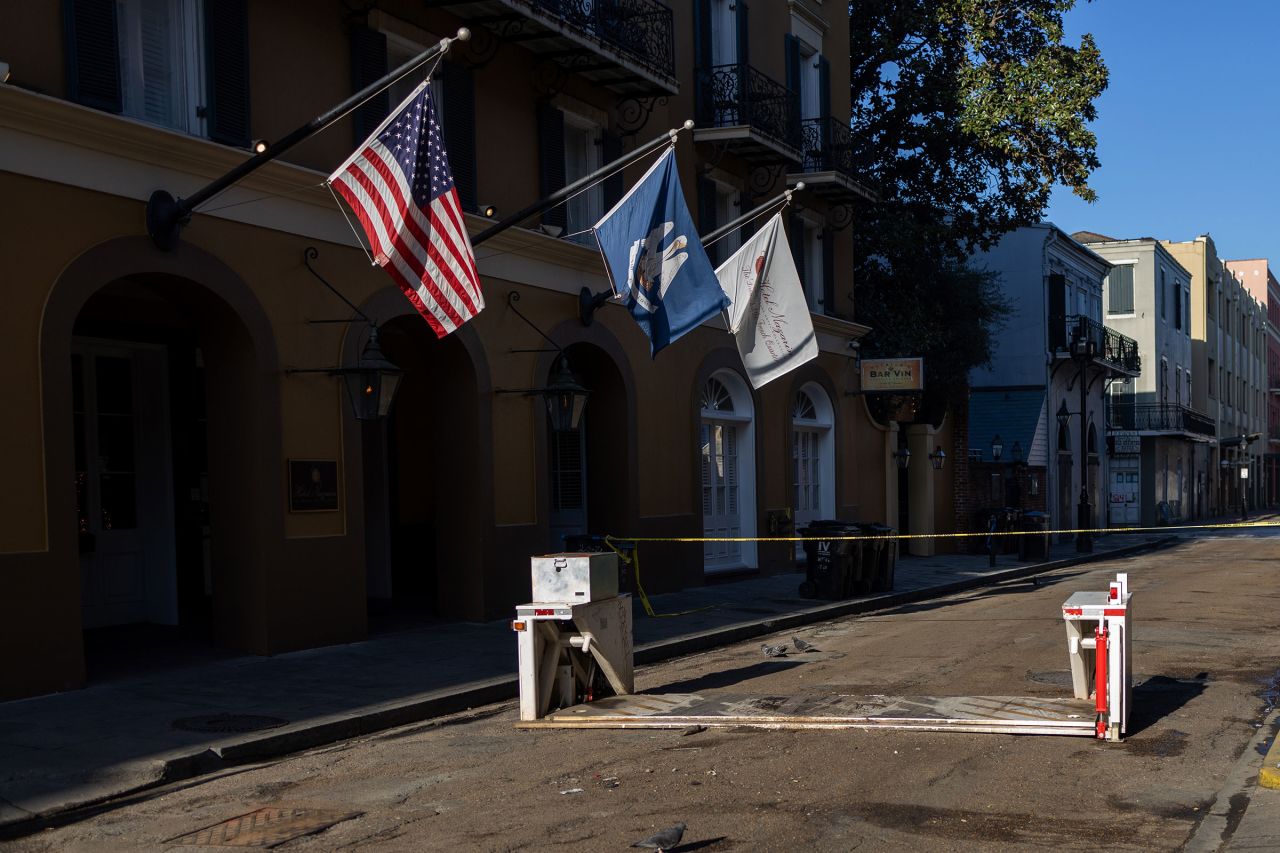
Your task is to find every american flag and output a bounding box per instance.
[328,80,483,337]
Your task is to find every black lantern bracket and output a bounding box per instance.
[285,247,403,420]
[496,291,590,432]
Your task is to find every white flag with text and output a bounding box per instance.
[716,213,818,389]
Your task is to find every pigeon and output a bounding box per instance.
[792,636,816,652]
[761,643,788,657]
[631,822,686,851]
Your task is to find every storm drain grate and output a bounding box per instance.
[172,714,289,734]
[167,806,362,848]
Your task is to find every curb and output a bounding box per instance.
[1260,723,1280,790]
[0,534,1177,837]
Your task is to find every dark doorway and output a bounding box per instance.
[367,316,479,630]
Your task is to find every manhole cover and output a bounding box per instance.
[167,806,361,848]
[172,714,289,734]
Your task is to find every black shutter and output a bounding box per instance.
[350,26,389,146]
[204,0,251,147]
[817,54,830,122]
[537,101,566,231]
[442,63,477,213]
[822,229,835,316]
[602,130,624,209]
[693,0,712,70]
[64,0,122,113]
[735,1,749,66]
[789,212,805,289]
[784,34,801,140]
[693,0,712,122]
[697,174,717,264]
[1048,272,1066,350]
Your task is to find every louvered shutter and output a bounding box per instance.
[602,130,624,210]
[784,33,801,140]
[822,230,835,317]
[735,1,749,66]
[739,190,756,241]
[697,174,717,264]
[537,101,566,230]
[693,0,712,121]
[441,63,477,212]
[817,54,830,122]
[350,25,389,145]
[64,0,123,112]
[204,0,250,146]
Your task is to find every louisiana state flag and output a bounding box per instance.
[593,148,728,356]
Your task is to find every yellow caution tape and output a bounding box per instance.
[603,534,715,619]
[602,518,1280,544]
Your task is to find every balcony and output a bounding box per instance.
[693,63,801,165]
[1109,403,1216,438]
[1051,314,1141,378]
[427,0,676,95]
[784,117,877,203]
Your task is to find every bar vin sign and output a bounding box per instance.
[860,358,924,393]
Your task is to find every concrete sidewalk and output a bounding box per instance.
[0,533,1172,834]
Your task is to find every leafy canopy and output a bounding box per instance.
[847,0,1106,408]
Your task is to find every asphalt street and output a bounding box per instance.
[7,530,1280,852]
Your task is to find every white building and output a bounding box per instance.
[969,225,1141,540]
[1074,234,1214,525]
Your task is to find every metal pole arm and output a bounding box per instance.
[471,120,695,248]
[703,182,804,246]
[146,28,471,250]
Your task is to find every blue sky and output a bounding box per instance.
[1045,0,1280,263]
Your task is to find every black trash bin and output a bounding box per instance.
[859,523,896,592]
[799,520,861,599]
[561,533,634,594]
[1017,511,1049,561]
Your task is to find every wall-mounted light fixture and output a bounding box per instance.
[497,291,590,432]
[894,447,911,470]
[929,446,946,470]
[285,247,404,421]
[252,139,269,154]
[480,203,497,218]
[990,434,1003,462]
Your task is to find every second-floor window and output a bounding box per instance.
[117,0,206,134]
[1106,264,1134,314]
[563,114,603,244]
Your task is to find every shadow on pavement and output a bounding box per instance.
[1126,675,1207,737]
[653,661,803,694]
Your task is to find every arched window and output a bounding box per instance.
[1057,422,1071,453]
[792,384,835,555]
[1087,423,1098,457]
[700,371,756,572]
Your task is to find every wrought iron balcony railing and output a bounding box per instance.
[530,0,674,82]
[1108,403,1216,437]
[1052,314,1141,376]
[695,63,802,153]
[800,117,853,175]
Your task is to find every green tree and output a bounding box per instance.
[847,0,1106,411]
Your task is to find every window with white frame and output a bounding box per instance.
[1106,264,1135,314]
[116,0,206,134]
[791,384,835,557]
[563,113,603,244]
[386,34,445,127]
[700,372,757,572]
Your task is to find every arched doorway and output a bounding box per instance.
[699,369,757,572]
[792,383,836,558]
[1057,421,1073,541]
[45,243,280,681]
[365,315,481,627]
[546,342,632,550]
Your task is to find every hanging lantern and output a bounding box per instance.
[542,354,589,432]
[340,327,402,421]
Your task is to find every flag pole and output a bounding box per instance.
[703,182,804,246]
[471,120,695,248]
[146,28,472,250]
